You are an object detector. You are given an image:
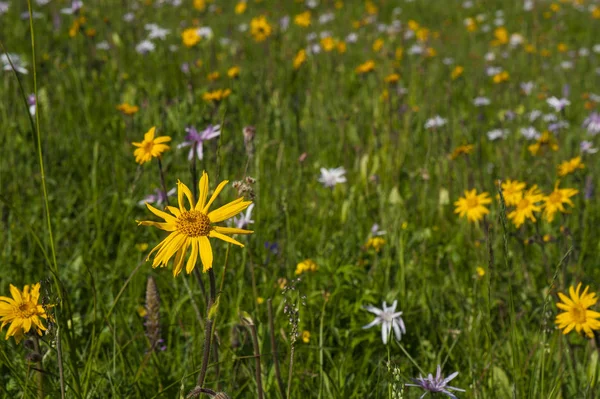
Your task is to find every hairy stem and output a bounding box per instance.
[268,299,286,399]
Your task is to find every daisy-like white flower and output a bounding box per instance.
[520,81,534,95]
[0,2,9,15]
[487,129,509,141]
[198,27,214,39]
[473,97,491,107]
[520,127,540,140]
[363,300,405,344]
[370,223,386,236]
[547,96,570,112]
[138,187,176,207]
[136,40,155,54]
[233,203,254,229]
[145,23,171,40]
[424,116,447,129]
[1,53,28,74]
[580,141,598,154]
[583,112,600,135]
[177,125,221,161]
[318,167,346,188]
[406,365,465,399]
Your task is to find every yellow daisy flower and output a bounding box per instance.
[498,179,526,206]
[558,156,585,177]
[365,237,385,252]
[507,185,544,228]
[454,189,492,223]
[293,49,307,70]
[294,11,311,27]
[132,127,171,165]
[543,183,578,222]
[250,16,272,42]
[137,172,253,276]
[295,259,318,275]
[355,60,375,74]
[555,283,600,338]
[0,283,48,343]
[449,144,474,160]
[182,28,201,47]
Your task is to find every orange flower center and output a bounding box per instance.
[517,198,530,210]
[143,141,154,153]
[548,191,562,204]
[17,302,36,319]
[177,210,212,237]
[570,303,587,324]
[466,197,479,208]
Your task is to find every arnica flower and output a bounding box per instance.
[203,89,232,103]
[137,171,253,276]
[132,127,171,165]
[449,144,474,160]
[301,330,311,343]
[555,283,600,338]
[250,16,272,42]
[372,38,384,52]
[528,131,559,156]
[558,156,585,177]
[363,300,405,345]
[234,1,247,14]
[355,60,375,74]
[498,179,526,206]
[454,189,491,223]
[295,259,318,275]
[294,11,311,27]
[365,237,385,252]
[178,124,221,161]
[293,49,307,70]
[182,28,201,47]
[320,37,336,52]
[451,65,464,80]
[507,185,544,228]
[0,283,48,343]
[116,102,139,115]
[384,73,400,84]
[227,66,240,78]
[406,365,465,399]
[543,183,578,222]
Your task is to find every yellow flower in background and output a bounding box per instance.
[293,49,307,69]
[454,189,492,223]
[384,73,400,83]
[337,41,347,54]
[132,127,171,165]
[136,243,149,252]
[302,330,311,343]
[528,131,559,155]
[491,27,509,46]
[256,297,265,305]
[194,0,206,11]
[0,283,48,343]
[372,38,384,52]
[365,237,385,252]
[557,43,568,53]
[116,103,139,115]
[451,66,464,80]
[416,28,429,42]
[507,185,544,228]
[137,172,253,276]
[250,16,272,42]
[555,283,600,338]
[426,47,437,57]
[295,259,318,275]
[235,1,247,14]
[465,18,477,32]
[449,144,474,160]
[182,28,201,47]
[395,47,404,61]
[492,71,509,83]
[408,20,420,31]
[335,0,343,9]
[543,183,578,222]
[476,267,485,278]
[498,179,526,206]
[558,156,585,177]
[227,66,240,78]
[294,11,311,27]
[203,89,232,102]
[355,60,375,74]
[207,71,220,81]
[321,37,336,52]
[365,0,378,15]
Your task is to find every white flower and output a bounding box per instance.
[486,66,502,76]
[524,0,533,11]
[561,61,574,70]
[484,52,496,62]
[135,40,155,54]
[528,110,542,122]
[318,167,346,188]
[520,81,534,95]
[238,23,248,32]
[96,41,110,50]
[370,223,386,236]
[306,0,318,8]
[510,33,524,47]
[593,44,600,54]
[1,53,28,74]
[123,12,135,22]
[473,97,491,107]
[580,140,598,154]
[318,12,335,24]
[494,18,504,26]
[306,32,318,42]
[487,129,509,141]
[462,1,473,8]
[61,0,83,14]
[233,203,255,229]
[36,0,51,5]
[362,300,406,344]
[443,57,454,65]
[425,116,447,129]
[408,44,423,55]
[520,126,540,140]
[579,48,590,57]
[547,96,570,112]
[198,27,213,39]
[279,16,290,31]
[543,113,558,122]
[345,33,358,43]
[145,24,170,40]
[0,1,9,14]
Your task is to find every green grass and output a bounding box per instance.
[1,0,600,397]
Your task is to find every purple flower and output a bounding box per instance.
[583,112,600,135]
[27,94,36,116]
[138,188,176,207]
[580,140,598,154]
[406,365,465,399]
[178,125,221,161]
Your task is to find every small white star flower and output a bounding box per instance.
[362,300,406,344]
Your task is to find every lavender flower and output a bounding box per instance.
[1,53,28,74]
[60,0,83,14]
[177,125,221,161]
[546,96,570,112]
[138,187,176,207]
[548,120,569,132]
[583,112,600,135]
[370,223,386,236]
[520,81,534,95]
[362,300,406,344]
[136,40,155,54]
[318,167,347,188]
[406,365,465,399]
[27,94,36,117]
[580,141,598,154]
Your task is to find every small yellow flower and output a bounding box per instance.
[132,127,171,165]
[498,180,526,207]
[116,103,139,115]
[408,20,419,31]
[395,47,404,61]
[355,60,375,74]
[449,144,474,160]
[365,0,378,15]
[557,43,568,53]
[365,237,385,252]
[507,186,545,228]
[492,71,509,84]
[321,37,336,52]
[558,157,584,177]
[337,41,347,54]
[416,28,429,42]
[528,131,559,156]
[136,305,147,317]
[454,189,492,223]
[203,89,232,102]
[451,66,464,80]
[182,28,201,47]
[295,259,318,275]
[277,278,287,289]
[293,49,307,70]
[294,11,311,27]
[543,182,578,222]
[0,283,48,343]
[256,297,265,305]
[234,1,247,14]
[491,27,509,46]
[193,0,206,11]
[302,330,311,343]
[227,66,240,78]
[401,222,408,230]
[556,283,600,338]
[476,267,485,278]
[384,73,400,84]
[250,16,272,42]
[136,243,149,252]
[543,234,552,242]
[372,38,384,52]
[207,71,220,81]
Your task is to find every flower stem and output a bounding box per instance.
[157,158,169,207]
[268,299,286,399]
[248,323,264,399]
[196,269,217,389]
[32,336,43,399]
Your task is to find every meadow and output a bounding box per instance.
[1,0,600,397]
